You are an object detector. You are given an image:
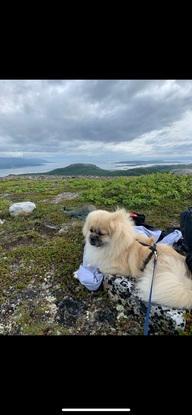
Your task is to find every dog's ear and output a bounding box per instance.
[109,219,117,234]
[82,215,90,237]
[112,208,134,225]
[82,222,87,237]
[113,208,128,220]
[110,208,136,244]
[82,211,96,237]
[109,209,128,234]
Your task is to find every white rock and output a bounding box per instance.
[9,202,36,217]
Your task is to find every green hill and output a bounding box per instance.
[47,163,111,176]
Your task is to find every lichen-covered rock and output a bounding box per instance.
[0,270,187,335]
[103,274,186,335]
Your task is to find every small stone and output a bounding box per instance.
[116,304,125,312]
[117,312,128,320]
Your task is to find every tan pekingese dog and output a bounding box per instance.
[83,208,192,309]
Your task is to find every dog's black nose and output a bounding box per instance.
[90,234,101,246]
[90,234,103,247]
[90,234,97,244]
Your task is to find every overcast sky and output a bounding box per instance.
[1,79,192,162]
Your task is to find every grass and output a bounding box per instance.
[0,172,192,334]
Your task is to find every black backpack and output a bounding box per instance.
[129,211,145,226]
[180,207,192,253]
[179,207,192,273]
[130,211,159,230]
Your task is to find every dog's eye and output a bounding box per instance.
[98,231,106,236]
[90,227,94,233]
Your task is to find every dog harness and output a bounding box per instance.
[139,241,158,272]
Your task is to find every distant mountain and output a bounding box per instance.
[47,163,110,176]
[46,162,192,176]
[0,157,48,169]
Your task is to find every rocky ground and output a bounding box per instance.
[0,175,191,335]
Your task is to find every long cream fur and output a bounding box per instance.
[82,208,192,309]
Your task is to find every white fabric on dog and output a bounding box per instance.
[134,225,182,245]
[160,229,182,245]
[134,225,161,242]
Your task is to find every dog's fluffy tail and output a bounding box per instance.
[137,258,192,309]
[157,276,192,309]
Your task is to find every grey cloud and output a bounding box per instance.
[0,80,192,156]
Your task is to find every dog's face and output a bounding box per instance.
[83,208,135,249]
[83,210,113,247]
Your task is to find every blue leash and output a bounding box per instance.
[144,248,158,336]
